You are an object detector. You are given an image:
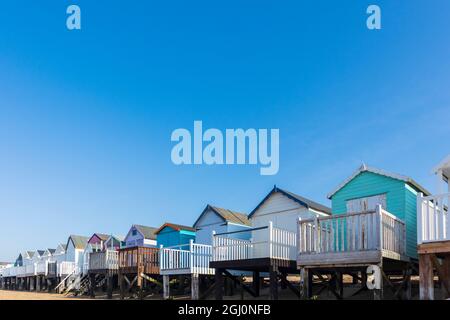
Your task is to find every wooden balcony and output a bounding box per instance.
[89,250,119,273]
[118,246,159,275]
[160,241,214,275]
[297,205,408,268]
[210,223,298,271]
[417,192,450,254]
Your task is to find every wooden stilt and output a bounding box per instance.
[191,274,199,300]
[215,268,224,300]
[252,271,260,297]
[119,273,125,300]
[106,274,113,299]
[269,267,278,300]
[163,275,170,299]
[89,273,96,298]
[419,253,434,300]
[442,256,450,299]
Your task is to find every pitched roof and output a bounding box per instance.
[89,233,110,242]
[193,205,251,228]
[248,186,331,218]
[68,235,90,249]
[327,164,431,199]
[133,225,158,240]
[36,250,45,257]
[26,251,35,258]
[47,249,56,254]
[155,223,196,235]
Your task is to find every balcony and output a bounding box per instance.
[297,205,407,268]
[160,241,214,275]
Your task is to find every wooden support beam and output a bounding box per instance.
[191,274,199,300]
[119,274,125,300]
[442,256,450,299]
[279,273,300,298]
[430,255,450,297]
[252,271,260,297]
[163,275,170,300]
[269,267,278,300]
[107,275,113,299]
[89,274,96,298]
[419,254,434,300]
[222,270,257,298]
[215,268,224,300]
[200,280,217,300]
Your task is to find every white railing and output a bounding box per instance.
[160,241,214,275]
[10,266,17,277]
[417,192,450,244]
[57,261,77,276]
[1,267,11,277]
[297,205,406,256]
[89,250,119,271]
[35,261,48,275]
[25,264,35,276]
[17,266,26,277]
[212,222,297,262]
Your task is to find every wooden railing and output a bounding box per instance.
[57,261,77,276]
[212,222,297,262]
[298,205,406,256]
[160,240,214,275]
[417,192,450,244]
[118,246,159,274]
[35,261,47,275]
[89,250,119,271]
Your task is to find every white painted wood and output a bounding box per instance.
[160,241,214,275]
[297,208,407,267]
[417,192,450,244]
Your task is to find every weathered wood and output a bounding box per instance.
[419,254,434,300]
[163,275,170,299]
[222,270,257,297]
[89,273,96,298]
[106,275,113,299]
[119,273,125,300]
[443,256,450,299]
[215,268,223,300]
[191,274,199,300]
[252,271,260,297]
[280,272,300,298]
[430,254,450,297]
[269,267,278,300]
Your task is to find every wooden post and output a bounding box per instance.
[36,276,40,292]
[215,268,224,300]
[252,271,260,297]
[119,273,125,300]
[163,275,170,299]
[107,274,113,299]
[373,264,384,300]
[191,274,199,300]
[419,253,434,300]
[442,256,450,299]
[269,266,278,300]
[89,273,96,298]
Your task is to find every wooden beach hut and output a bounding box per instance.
[159,205,252,299]
[297,164,428,300]
[210,186,330,300]
[118,225,159,299]
[87,234,124,299]
[417,155,450,300]
[55,235,89,294]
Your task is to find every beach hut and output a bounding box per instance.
[159,205,251,299]
[118,225,159,299]
[297,164,428,299]
[417,155,450,300]
[55,235,89,294]
[104,235,125,250]
[87,234,124,299]
[211,187,330,300]
[15,251,35,290]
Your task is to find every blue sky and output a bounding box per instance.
[0,1,449,261]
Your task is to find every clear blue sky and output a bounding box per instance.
[1,1,449,261]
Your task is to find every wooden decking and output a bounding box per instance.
[297,206,408,268]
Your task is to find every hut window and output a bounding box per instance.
[132,229,137,236]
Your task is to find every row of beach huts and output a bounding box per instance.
[1,156,449,300]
